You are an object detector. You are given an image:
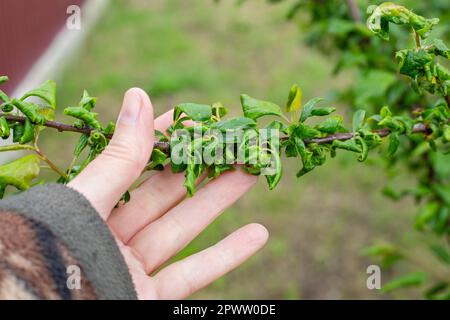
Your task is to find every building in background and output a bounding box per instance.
[0,0,107,96]
[0,0,107,161]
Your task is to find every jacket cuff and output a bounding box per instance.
[0,183,137,300]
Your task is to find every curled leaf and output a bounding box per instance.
[21,80,57,109]
[64,106,102,129]
[0,117,10,139]
[286,84,302,113]
[299,97,324,122]
[367,3,439,40]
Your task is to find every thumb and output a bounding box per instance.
[68,88,154,219]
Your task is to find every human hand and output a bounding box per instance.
[68,88,269,299]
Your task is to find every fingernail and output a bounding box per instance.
[118,90,142,124]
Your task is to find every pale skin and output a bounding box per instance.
[68,88,269,299]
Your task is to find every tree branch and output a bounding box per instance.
[1,112,435,157]
[303,123,429,144]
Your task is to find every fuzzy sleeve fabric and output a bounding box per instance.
[0,183,137,300]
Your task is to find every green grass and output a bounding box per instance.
[39,0,441,299]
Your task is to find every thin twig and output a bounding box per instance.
[0,112,170,154]
[346,0,362,23]
[303,123,430,144]
[0,112,435,156]
[34,148,68,179]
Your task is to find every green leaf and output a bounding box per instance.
[147,149,168,171]
[0,117,10,139]
[299,97,324,122]
[19,118,35,144]
[352,109,366,132]
[240,94,282,121]
[380,106,392,118]
[174,103,212,122]
[396,49,433,79]
[356,137,368,162]
[381,272,427,293]
[266,120,287,131]
[367,3,439,40]
[387,132,400,158]
[210,117,256,131]
[21,80,56,109]
[332,139,362,154]
[12,99,46,125]
[74,134,89,157]
[184,162,204,197]
[265,146,282,190]
[0,154,40,191]
[64,107,102,129]
[0,91,9,103]
[12,123,25,143]
[79,90,97,111]
[315,115,347,134]
[212,102,228,118]
[0,76,8,84]
[310,107,336,117]
[286,84,302,113]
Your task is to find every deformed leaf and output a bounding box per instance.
[64,107,102,129]
[0,117,10,139]
[21,80,57,109]
[147,149,168,171]
[74,134,89,157]
[79,90,97,111]
[240,94,282,121]
[299,97,324,122]
[19,118,35,144]
[174,103,212,122]
[0,154,40,191]
[367,3,439,40]
[265,146,282,190]
[12,99,46,125]
[315,115,347,134]
[286,84,302,113]
[352,109,366,132]
[387,132,400,158]
[212,102,228,118]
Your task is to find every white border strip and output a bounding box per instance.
[12,0,109,97]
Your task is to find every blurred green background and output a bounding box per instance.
[40,0,444,299]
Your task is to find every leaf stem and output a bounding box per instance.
[414,30,421,48]
[33,145,68,180]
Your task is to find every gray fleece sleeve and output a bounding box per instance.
[0,183,137,300]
